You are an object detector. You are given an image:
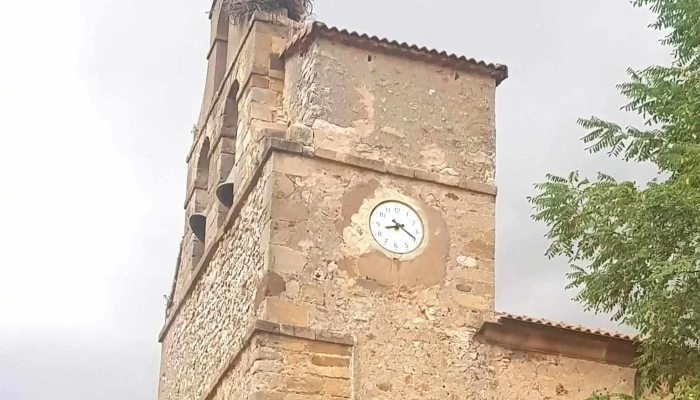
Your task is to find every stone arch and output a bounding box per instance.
[215,81,240,208]
[212,11,230,91]
[222,80,239,139]
[195,137,211,191]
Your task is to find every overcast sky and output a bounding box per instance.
[0,1,670,399]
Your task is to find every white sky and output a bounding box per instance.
[0,0,669,399]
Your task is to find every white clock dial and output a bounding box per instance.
[369,201,424,254]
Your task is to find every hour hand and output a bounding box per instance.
[385,224,399,229]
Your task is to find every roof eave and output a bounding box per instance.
[282,22,509,86]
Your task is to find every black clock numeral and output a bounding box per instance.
[375,222,380,227]
[405,242,409,249]
[379,212,386,218]
[394,242,398,249]
[412,236,417,242]
[412,220,417,226]
[377,231,382,237]
[395,207,400,213]
[415,229,420,235]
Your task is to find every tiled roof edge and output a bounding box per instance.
[282,22,508,85]
[497,313,637,342]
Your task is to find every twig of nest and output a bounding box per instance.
[222,0,314,24]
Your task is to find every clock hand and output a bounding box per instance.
[399,225,416,241]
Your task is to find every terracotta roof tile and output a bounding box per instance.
[282,22,508,85]
[497,313,636,341]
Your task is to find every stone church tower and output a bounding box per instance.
[158,3,640,399]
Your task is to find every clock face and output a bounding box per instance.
[369,201,424,254]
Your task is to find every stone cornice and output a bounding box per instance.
[160,138,498,341]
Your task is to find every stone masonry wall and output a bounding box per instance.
[158,162,272,400]
[212,330,353,400]
[493,346,636,398]
[283,39,497,185]
[260,151,635,399]
[265,152,496,399]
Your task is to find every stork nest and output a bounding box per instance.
[222,0,314,24]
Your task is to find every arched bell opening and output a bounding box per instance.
[189,138,211,243]
[216,81,239,209]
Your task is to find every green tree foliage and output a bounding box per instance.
[528,1,700,398]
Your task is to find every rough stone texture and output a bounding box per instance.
[160,10,639,400]
[283,40,497,184]
[493,347,635,399]
[158,162,272,400]
[168,12,296,317]
[211,331,352,400]
[268,153,498,398]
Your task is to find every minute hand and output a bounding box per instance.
[399,225,416,241]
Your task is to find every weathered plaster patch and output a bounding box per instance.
[339,181,449,287]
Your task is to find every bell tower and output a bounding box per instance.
[158,2,511,399]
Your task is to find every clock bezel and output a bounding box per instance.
[368,200,425,254]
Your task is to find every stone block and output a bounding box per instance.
[323,378,351,397]
[386,163,416,178]
[283,376,324,394]
[415,169,442,183]
[311,355,350,368]
[314,331,354,346]
[219,136,236,155]
[255,347,284,361]
[259,334,307,352]
[343,154,386,173]
[250,74,270,89]
[249,392,284,400]
[272,153,313,176]
[270,198,310,224]
[314,147,342,162]
[270,78,284,93]
[279,324,316,341]
[248,87,280,105]
[262,297,309,326]
[306,365,351,379]
[300,284,324,302]
[308,341,351,357]
[285,352,310,366]
[271,36,287,54]
[454,293,492,311]
[286,123,314,145]
[253,121,287,141]
[437,173,461,186]
[267,137,304,154]
[213,153,236,182]
[251,360,284,374]
[269,245,307,275]
[249,103,274,122]
[459,178,497,196]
